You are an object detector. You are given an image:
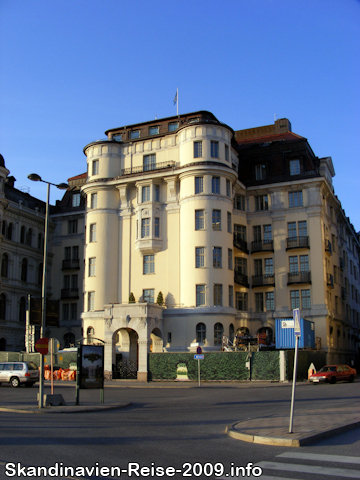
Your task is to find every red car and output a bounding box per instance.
[309,364,356,384]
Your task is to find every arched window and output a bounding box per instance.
[1,253,8,278]
[26,228,32,246]
[229,323,234,342]
[196,322,206,343]
[0,293,6,320]
[20,226,26,244]
[214,322,224,345]
[64,332,75,348]
[21,258,28,282]
[2,220,7,237]
[19,297,26,323]
[7,223,13,240]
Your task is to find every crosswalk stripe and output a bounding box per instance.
[257,461,360,478]
[278,451,360,464]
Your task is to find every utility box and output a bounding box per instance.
[275,318,315,349]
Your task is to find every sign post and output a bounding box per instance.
[195,347,204,387]
[289,308,301,433]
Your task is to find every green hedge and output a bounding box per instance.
[251,351,280,380]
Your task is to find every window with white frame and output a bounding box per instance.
[214,322,224,345]
[143,289,154,303]
[290,290,300,309]
[141,218,150,238]
[88,291,95,311]
[91,193,97,209]
[302,289,310,308]
[266,292,274,311]
[213,247,222,268]
[195,210,205,230]
[89,257,96,277]
[143,255,155,274]
[143,154,156,172]
[195,247,205,268]
[142,185,150,202]
[196,285,206,307]
[289,190,303,207]
[92,159,99,175]
[255,195,268,211]
[89,223,96,242]
[214,284,223,306]
[72,193,80,207]
[290,159,300,175]
[195,176,203,194]
[211,141,219,158]
[194,141,202,158]
[212,176,220,194]
[212,210,221,230]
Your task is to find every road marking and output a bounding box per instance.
[257,461,360,478]
[278,451,360,464]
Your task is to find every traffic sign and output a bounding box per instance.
[35,337,49,355]
[194,354,204,360]
[293,308,301,336]
[196,346,202,354]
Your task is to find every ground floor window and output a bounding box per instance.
[196,322,206,343]
[214,322,224,345]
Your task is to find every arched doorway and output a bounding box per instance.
[113,328,138,379]
[150,328,163,352]
[258,327,274,347]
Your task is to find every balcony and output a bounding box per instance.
[287,271,311,285]
[252,274,275,288]
[251,240,274,254]
[61,288,79,300]
[325,239,332,255]
[326,273,334,288]
[233,233,248,254]
[120,160,177,176]
[62,259,80,270]
[234,270,249,287]
[286,236,310,250]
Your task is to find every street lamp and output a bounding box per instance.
[28,174,69,408]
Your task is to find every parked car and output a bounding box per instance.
[309,364,356,384]
[0,361,39,387]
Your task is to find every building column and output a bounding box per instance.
[137,339,150,381]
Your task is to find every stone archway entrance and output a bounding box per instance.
[113,328,139,379]
[150,328,163,353]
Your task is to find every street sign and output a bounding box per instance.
[35,337,49,355]
[194,354,204,360]
[196,346,202,354]
[293,308,301,336]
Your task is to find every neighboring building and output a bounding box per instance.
[49,173,86,347]
[0,155,48,351]
[80,111,360,379]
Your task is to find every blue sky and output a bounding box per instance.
[1,0,359,229]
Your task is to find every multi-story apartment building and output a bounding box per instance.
[80,111,360,379]
[50,173,86,347]
[0,155,48,351]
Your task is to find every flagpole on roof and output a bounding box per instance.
[174,88,178,116]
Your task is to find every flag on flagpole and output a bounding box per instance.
[173,91,178,105]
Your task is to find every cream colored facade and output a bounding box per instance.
[80,112,360,379]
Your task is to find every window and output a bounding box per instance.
[26,228,32,246]
[289,256,298,273]
[195,210,205,230]
[143,255,155,274]
[290,290,300,309]
[226,179,231,197]
[1,254,8,278]
[196,285,206,307]
[154,185,160,202]
[63,304,69,321]
[72,245,79,260]
[263,225,272,243]
[196,322,206,342]
[266,292,274,311]
[229,286,234,308]
[0,293,6,320]
[154,218,160,238]
[141,218,150,238]
[214,284,223,306]
[255,292,264,312]
[253,225,262,242]
[72,193,80,207]
[225,144,229,162]
[89,223,96,242]
[143,154,156,172]
[149,126,159,135]
[300,255,309,272]
[254,258,262,276]
[255,195,268,211]
[212,177,220,194]
[64,333,75,348]
[302,289,310,309]
[288,222,297,238]
[234,224,246,240]
[91,193,97,209]
[20,226,26,244]
[19,297,26,323]
[89,257,96,277]
[21,258,27,282]
[142,185,150,202]
[195,247,205,268]
[234,194,245,211]
[212,210,221,230]
[211,141,219,158]
[290,159,300,176]
[130,130,140,139]
[228,249,233,270]
[143,289,154,303]
[88,291,95,311]
[227,212,232,233]
[255,164,266,180]
[236,292,248,311]
[213,247,222,268]
[113,134,122,141]
[289,191,303,207]
[195,177,203,194]
[71,303,77,321]
[235,257,247,274]
[92,159,99,175]
[168,122,178,132]
[214,323,223,345]
[264,258,273,275]
[194,141,202,158]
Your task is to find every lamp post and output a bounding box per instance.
[28,174,68,408]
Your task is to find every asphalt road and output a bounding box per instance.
[0,381,360,479]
